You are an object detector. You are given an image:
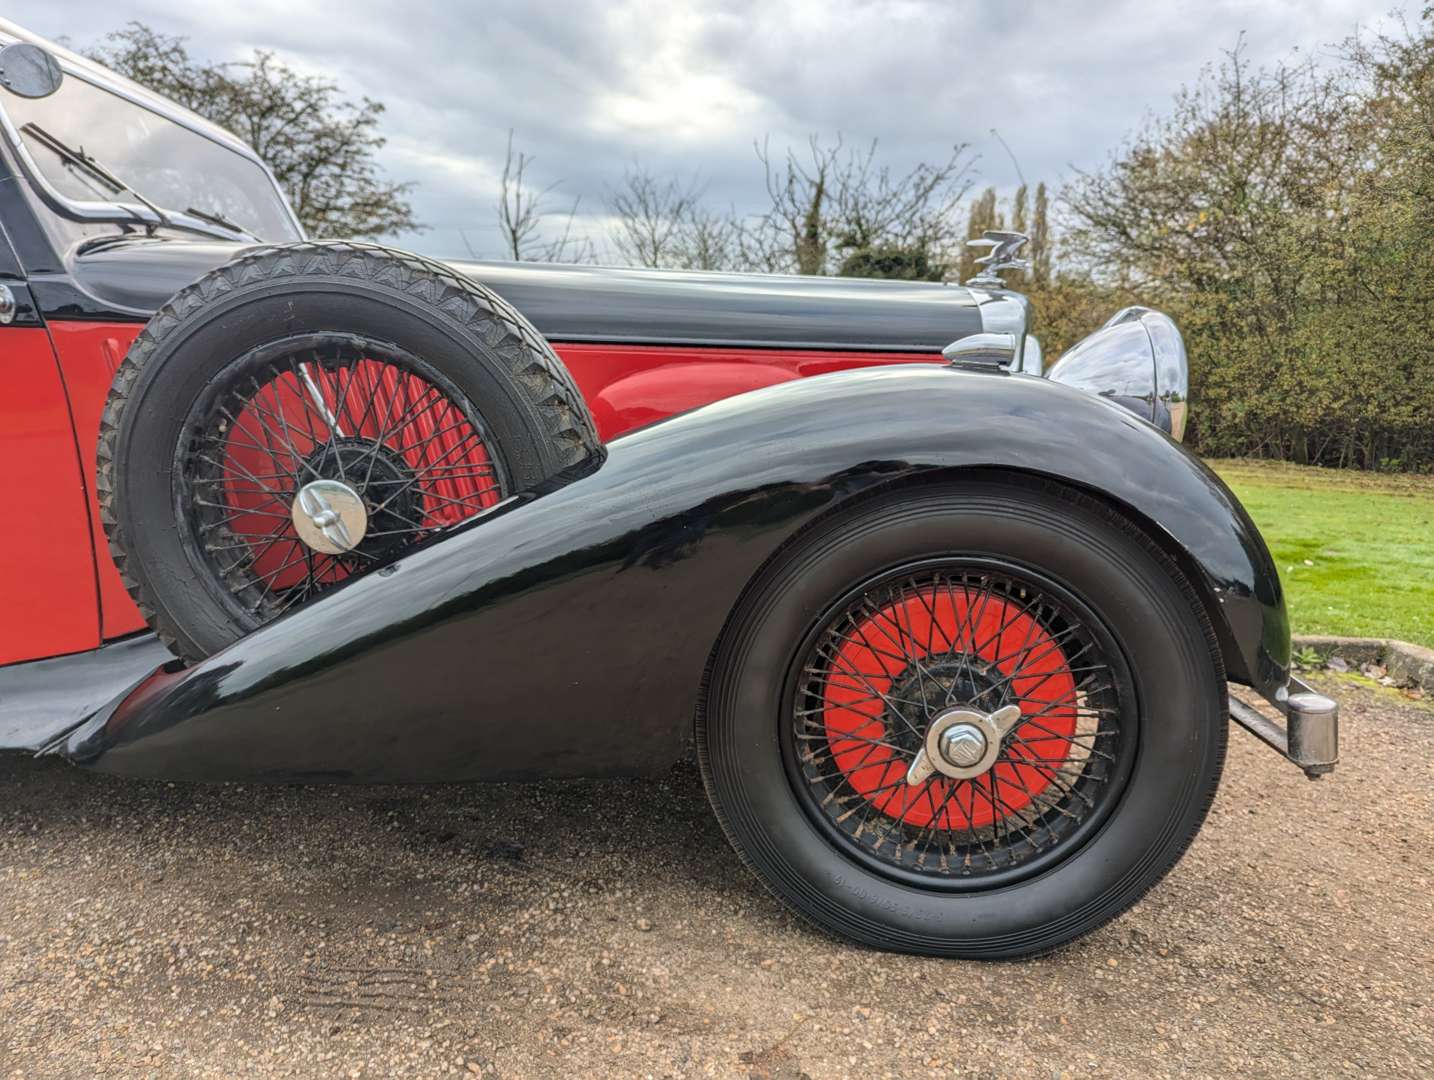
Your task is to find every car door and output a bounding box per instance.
[0,241,101,664]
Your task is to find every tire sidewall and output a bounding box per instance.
[705,483,1225,956]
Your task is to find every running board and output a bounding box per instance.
[1228,677,1339,780]
[0,634,174,753]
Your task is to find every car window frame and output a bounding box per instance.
[0,56,303,243]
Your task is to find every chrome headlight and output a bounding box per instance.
[1046,307,1189,441]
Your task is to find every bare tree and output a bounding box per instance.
[741,136,974,277]
[832,140,974,258]
[672,204,741,271]
[90,22,417,238]
[608,166,703,267]
[604,137,973,277]
[496,131,593,262]
[743,136,842,274]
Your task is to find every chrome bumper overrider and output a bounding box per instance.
[1229,676,1339,779]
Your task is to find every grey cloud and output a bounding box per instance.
[11,0,1413,259]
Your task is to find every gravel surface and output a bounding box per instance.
[2,675,1431,1079]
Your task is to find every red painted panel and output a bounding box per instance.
[46,321,147,641]
[43,324,941,649]
[0,327,101,663]
[551,343,942,442]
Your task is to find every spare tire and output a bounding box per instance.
[97,241,602,661]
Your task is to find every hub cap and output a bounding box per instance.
[292,479,368,555]
[904,704,1024,785]
[939,721,987,768]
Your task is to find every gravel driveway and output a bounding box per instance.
[2,675,1430,1079]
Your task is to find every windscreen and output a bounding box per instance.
[1,71,300,242]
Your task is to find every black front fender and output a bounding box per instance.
[66,364,1287,782]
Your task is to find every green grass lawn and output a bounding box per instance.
[1209,460,1434,646]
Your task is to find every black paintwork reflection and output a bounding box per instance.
[66,364,1289,783]
[0,633,172,751]
[0,278,41,327]
[51,237,986,351]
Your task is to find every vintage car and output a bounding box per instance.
[0,22,1336,958]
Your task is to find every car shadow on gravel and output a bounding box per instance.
[0,751,793,936]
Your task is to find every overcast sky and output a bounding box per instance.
[12,0,1416,260]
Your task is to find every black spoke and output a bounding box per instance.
[786,563,1134,886]
[180,336,508,626]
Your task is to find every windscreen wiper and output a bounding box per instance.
[20,121,171,225]
[185,205,259,241]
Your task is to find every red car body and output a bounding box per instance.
[8,327,941,667]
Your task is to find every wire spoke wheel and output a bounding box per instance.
[703,483,1224,956]
[101,242,600,660]
[784,559,1137,890]
[178,333,508,622]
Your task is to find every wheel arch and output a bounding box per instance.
[701,458,1259,736]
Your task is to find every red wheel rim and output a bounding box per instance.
[821,586,1078,829]
[185,336,506,619]
[789,565,1129,883]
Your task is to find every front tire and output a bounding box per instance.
[697,478,1226,958]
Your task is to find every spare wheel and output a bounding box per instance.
[98,241,602,661]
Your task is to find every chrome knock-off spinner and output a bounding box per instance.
[292,479,368,555]
[905,704,1024,786]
